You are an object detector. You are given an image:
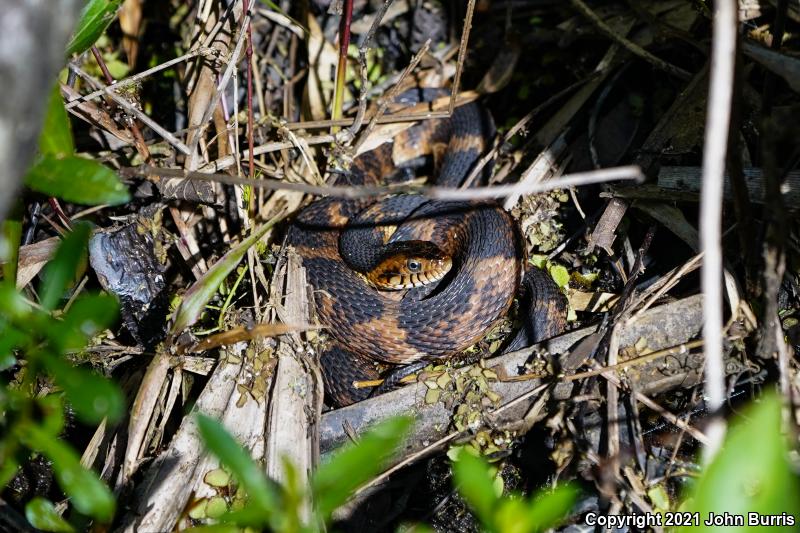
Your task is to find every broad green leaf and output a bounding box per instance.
[0,283,32,319]
[313,416,413,522]
[48,293,118,353]
[0,321,26,370]
[495,498,533,533]
[0,456,21,491]
[41,352,124,424]
[548,264,570,289]
[1,218,22,283]
[25,497,75,532]
[451,452,498,522]
[38,222,91,311]
[196,414,279,519]
[679,392,800,532]
[528,255,547,269]
[38,394,67,438]
[65,0,123,57]
[525,484,578,532]
[25,156,129,206]
[0,350,16,371]
[39,85,74,157]
[171,213,286,337]
[18,423,115,522]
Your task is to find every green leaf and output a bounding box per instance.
[37,395,67,438]
[679,392,800,532]
[528,254,547,269]
[0,456,21,491]
[196,414,279,520]
[451,452,499,522]
[39,85,74,157]
[495,498,533,533]
[526,484,578,532]
[40,352,124,424]
[313,416,413,522]
[548,264,570,289]
[48,293,118,353]
[25,497,75,532]
[0,321,26,369]
[65,0,123,57]
[1,218,22,283]
[25,155,129,206]
[171,214,286,337]
[18,423,115,522]
[38,222,91,311]
[0,283,32,319]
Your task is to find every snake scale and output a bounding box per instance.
[287,89,567,406]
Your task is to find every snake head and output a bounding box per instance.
[366,241,453,290]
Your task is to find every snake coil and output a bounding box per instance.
[287,90,567,406]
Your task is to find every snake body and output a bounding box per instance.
[288,91,566,406]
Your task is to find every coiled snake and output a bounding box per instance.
[287,90,567,406]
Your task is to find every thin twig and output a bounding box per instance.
[603,371,710,445]
[70,65,193,156]
[244,0,255,178]
[449,0,477,115]
[65,48,213,110]
[699,0,737,462]
[126,164,644,200]
[87,48,158,164]
[202,95,477,172]
[200,134,336,172]
[331,0,355,128]
[352,40,431,152]
[461,75,595,188]
[568,0,692,80]
[187,5,252,157]
[349,0,395,137]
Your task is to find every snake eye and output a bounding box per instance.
[406,259,422,272]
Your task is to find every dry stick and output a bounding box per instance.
[65,48,213,110]
[331,0,355,127]
[604,371,710,445]
[352,40,431,152]
[349,0,396,137]
[203,101,463,172]
[568,0,691,81]
[187,4,252,158]
[285,108,454,130]
[128,164,643,200]
[461,75,597,188]
[87,48,154,161]
[353,343,711,498]
[449,0,477,115]
[70,65,193,156]
[244,0,255,178]
[700,0,737,462]
[352,383,552,499]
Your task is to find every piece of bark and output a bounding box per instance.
[657,165,800,207]
[585,197,628,255]
[266,251,319,522]
[320,295,745,458]
[117,358,243,532]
